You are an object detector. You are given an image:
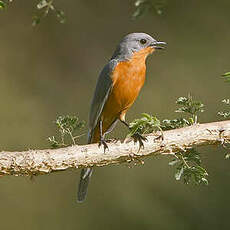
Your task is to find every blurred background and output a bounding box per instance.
[0,0,230,229]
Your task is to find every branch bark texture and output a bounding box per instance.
[1,120,230,176]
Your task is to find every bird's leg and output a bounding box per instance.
[120,120,147,151]
[98,120,109,153]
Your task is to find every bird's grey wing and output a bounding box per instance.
[87,59,117,143]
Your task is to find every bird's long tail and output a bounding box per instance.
[77,167,93,203]
[77,128,101,202]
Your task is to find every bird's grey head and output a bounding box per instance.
[111,32,166,60]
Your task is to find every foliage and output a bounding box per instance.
[218,99,230,118]
[128,113,161,136]
[218,73,230,118]
[0,0,65,25]
[161,118,190,130]
[132,0,167,19]
[32,0,65,26]
[1,0,167,24]
[48,115,85,148]
[0,1,5,9]
[129,95,204,134]
[222,72,230,82]
[162,95,204,130]
[175,95,204,124]
[169,149,208,185]
[128,95,208,185]
[0,0,12,10]
[217,72,230,159]
[225,153,230,160]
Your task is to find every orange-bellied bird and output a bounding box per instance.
[77,32,166,202]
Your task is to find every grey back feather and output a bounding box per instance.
[87,59,118,143]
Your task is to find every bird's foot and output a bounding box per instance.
[131,133,147,152]
[154,133,164,141]
[98,139,109,153]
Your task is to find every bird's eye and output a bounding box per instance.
[140,39,147,45]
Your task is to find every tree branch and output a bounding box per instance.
[1,120,230,176]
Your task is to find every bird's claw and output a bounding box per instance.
[131,133,147,152]
[154,133,164,141]
[98,139,109,153]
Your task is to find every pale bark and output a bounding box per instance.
[0,120,230,176]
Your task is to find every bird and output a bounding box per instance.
[77,32,166,202]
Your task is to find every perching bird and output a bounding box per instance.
[77,32,166,202]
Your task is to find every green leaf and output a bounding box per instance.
[222,99,230,105]
[222,72,230,76]
[222,72,230,82]
[0,1,6,9]
[217,111,230,118]
[175,166,184,180]
[47,136,59,149]
[132,0,150,19]
[32,16,41,26]
[56,9,66,23]
[168,159,180,166]
[132,0,166,19]
[37,0,49,9]
[201,177,209,185]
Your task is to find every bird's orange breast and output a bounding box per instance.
[106,56,146,115]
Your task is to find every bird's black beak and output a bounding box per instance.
[149,41,166,49]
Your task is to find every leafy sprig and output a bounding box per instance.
[129,95,204,134]
[218,99,230,118]
[161,118,190,130]
[128,95,208,185]
[175,95,204,124]
[222,72,230,82]
[162,95,204,130]
[169,149,208,185]
[128,113,161,136]
[32,0,65,26]
[0,0,13,10]
[0,1,5,9]
[218,72,230,118]
[48,115,85,148]
[0,0,65,25]
[132,0,167,19]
